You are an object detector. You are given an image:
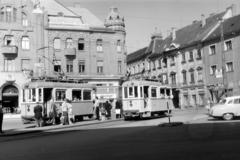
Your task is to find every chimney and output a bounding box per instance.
[201,14,206,27]
[171,27,176,40]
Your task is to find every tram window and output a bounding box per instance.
[72,90,82,101]
[32,89,36,102]
[38,89,42,102]
[144,86,149,98]
[134,86,138,98]
[56,89,66,101]
[83,90,91,100]
[166,89,170,96]
[124,87,128,98]
[129,87,133,97]
[151,87,157,98]
[140,87,143,98]
[160,88,165,97]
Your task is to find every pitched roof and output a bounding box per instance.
[68,7,104,28]
[127,47,147,64]
[204,14,240,42]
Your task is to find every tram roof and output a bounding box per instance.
[23,81,96,89]
[122,80,171,88]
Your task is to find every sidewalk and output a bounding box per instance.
[0,118,123,137]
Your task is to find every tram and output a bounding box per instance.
[122,80,174,120]
[20,80,96,123]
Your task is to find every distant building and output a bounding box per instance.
[127,5,236,109]
[0,0,126,113]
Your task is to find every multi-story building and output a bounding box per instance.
[127,5,236,109]
[0,0,126,113]
[203,14,240,103]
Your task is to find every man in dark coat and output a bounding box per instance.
[34,102,43,127]
[0,100,3,133]
[104,100,112,119]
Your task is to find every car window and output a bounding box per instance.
[228,100,233,104]
[234,98,240,104]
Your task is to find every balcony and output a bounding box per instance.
[64,48,76,56]
[1,45,18,55]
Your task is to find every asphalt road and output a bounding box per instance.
[1,109,240,160]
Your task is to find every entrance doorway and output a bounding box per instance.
[172,89,180,108]
[2,85,19,113]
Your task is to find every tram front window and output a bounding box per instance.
[144,86,149,98]
[56,89,66,101]
[129,87,133,97]
[160,88,165,98]
[166,89,170,97]
[151,87,157,98]
[72,90,82,101]
[134,86,138,98]
[83,90,91,100]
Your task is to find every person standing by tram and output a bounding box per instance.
[94,97,100,120]
[0,100,4,133]
[34,102,43,127]
[50,98,58,125]
[61,98,69,125]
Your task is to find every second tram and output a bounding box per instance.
[122,80,174,120]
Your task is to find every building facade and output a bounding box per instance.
[0,0,126,113]
[127,5,236,109]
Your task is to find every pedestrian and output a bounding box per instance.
[50,98,58,125]
[94,97,100,120]
[104,100,112,120]
[67,99,74,124]
[115,99,122,119]
[99,103,106,121]
[0,100,4,133]
[34,102,43,127]
[61,98,69,125]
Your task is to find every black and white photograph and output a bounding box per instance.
[0,0,240,159]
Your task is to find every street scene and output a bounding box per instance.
[1,0,240,159]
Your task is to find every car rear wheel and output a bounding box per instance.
[223,113,234,120]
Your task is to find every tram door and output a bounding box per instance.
[43,88,52,116]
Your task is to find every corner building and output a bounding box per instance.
[0,0,126,113]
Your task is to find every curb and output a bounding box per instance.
[0,118,123,137]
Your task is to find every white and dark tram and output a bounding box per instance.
[122,80,174,120]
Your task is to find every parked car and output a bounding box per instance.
[209,96,240,120]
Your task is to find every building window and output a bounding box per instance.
[182,70,187,84]
[4,35,15,46]
[118,60,122,74]
[197,68,203,82]
[117,40,121,52]
[224,40,232,51]
[6,6,12,23]
[209,45,216,55]
[162,74,168,84]
[22,12,28,26]
[196,49,202,60]
[66,38,73,48]
[96,39,103,52]
[157,59,161,69]
[170,56,175,66]
[78,60,85,73]
[4,58,15,71]
[21,37,30,50]
[181,53,186,63]
[66,59,73,73]
[170,72,176,85]
[163,58,167,68]
[97,60,103,73]
[226,62,233,72]
[54,38,61,50]
[21,59,30,71]
[54,60,61,73]
[210,65,217,75]
[0,7,4,22]
[13,8,17,22]
[189,51,194,62]
[189,69,195,84]
[78,38,84,50]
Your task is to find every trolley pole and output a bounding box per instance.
[167,101,171,124]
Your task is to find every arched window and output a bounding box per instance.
[54,38,61,50]
[6,6,12,23]
[182,70,187,84]
[21,36,30,50]
[66,38,73,48]
[78,38,84,50]
[117,40,121,52]
[22,12,28,26]
[96,39,103,52]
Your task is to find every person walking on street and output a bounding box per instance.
[94,97,100,120]
[0,100,4,133]
[67,99,74,124]
[61,98,69,125]
[105,100,112,120]
[34,102,43,127]
[115,99,122,119]
[50,98,58,125]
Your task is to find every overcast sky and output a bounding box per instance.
[58,0,240,53]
